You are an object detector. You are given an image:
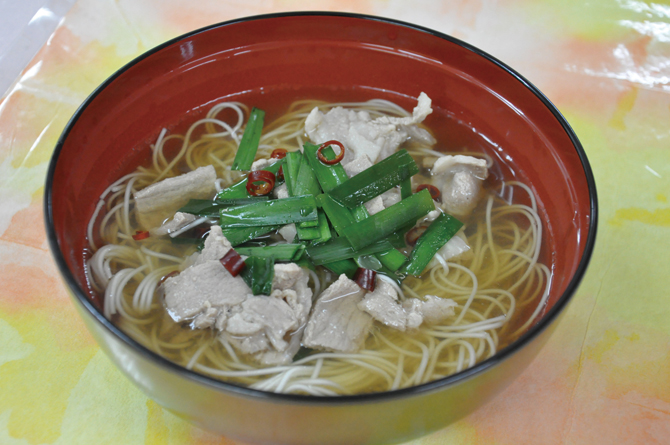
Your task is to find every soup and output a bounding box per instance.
[85,95,550,395]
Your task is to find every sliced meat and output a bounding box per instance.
[357,279,406,330]
[150,212,197,236]
[403,295,457,328]
[303,274,372,353]
[134,165,216,230]
[305,93,433,164]
[226,296,299,352]
[251,158,274,171]
[195,225,232,265]
[163,260,250,323]
[431,155,488,217]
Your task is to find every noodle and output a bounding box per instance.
[85,98,550,395]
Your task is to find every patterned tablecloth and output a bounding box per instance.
[1,1,669,443]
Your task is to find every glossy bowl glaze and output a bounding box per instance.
[45,12,597,445]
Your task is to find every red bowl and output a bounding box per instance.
[45,12,597,445]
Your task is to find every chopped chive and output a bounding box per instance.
[240,255,274,295]
[342,189,435,250]
[306,237,394,265]
[303,143,349,192]
[235,244,305,262]
[375,248,407,272]
[310,210,333,245]
[328,150,419,208]
[399,213,464,276]
[219,196,318,228]
[178,197,270,217]
[217,159,284,200]
[315,193,356,236]
[221,225,281,246]
[321,258,359,278]
[232,107,265,171]
[400,178,412,199]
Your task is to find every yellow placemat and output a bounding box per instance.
[1,1,669,443]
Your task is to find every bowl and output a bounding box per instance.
[45,12,597,445]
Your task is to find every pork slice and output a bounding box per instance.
[150,212,197,236]
[358,279,407,331]
[431,155,488,217]
[251,158,274,171]
[134,165,216,229]
[225,296,299,352]
[303,274,372,353]
[163,260,250,323]
[342,154,373,178]
[305,93,433,164]
[195,225,232,265]
[403,295,457,328]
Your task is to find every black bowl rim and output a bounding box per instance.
[44,11,598,405]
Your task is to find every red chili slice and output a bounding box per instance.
[416,184,441,200]
[316,140,345,165]
[405,226,427,247]
[246,170,276,196]
[132,230,150,241]
[271,148,288,159]
[354,268,376,292]
[220,249,245,277]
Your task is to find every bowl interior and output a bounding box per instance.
[49,13,594,384]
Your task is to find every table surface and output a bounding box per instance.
[1,1,669,444]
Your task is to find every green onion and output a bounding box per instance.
[328,150,419,208]
[240,255,274,295]
[284,151,302,196]
[221,225,281,246]
[235,244,305,262]
[399,213,464,276]
[178,197,270,217]
[310,210,333,245]
[217,159,284,200]
[316,193,355,236]
[375,248,407,272]
[303,143,349,192]
[321,258,359,278]
[400,178,412,199]
[342,189,435,250]
[306,237,394,265]
[231,107,265,171]
[219,196,318,228]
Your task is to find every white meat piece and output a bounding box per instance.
[364,196,386,215]
[381,188,401,208]
[274,182,289,199]
[163,260,250,323]
[278,224,297,243]
[257,326,304,366]
[303,274,372,353]
[428,230,471,269]
[273,263,303,291]
[432,155,488,217]
[251,158,274,171]
[226,296,298,352]
[150,212,197,237]
[403,295,457,328]
[305,93,433,164]
[134,165,216,230]
[357,279,407,330]
[343,154,373,178]
[194,225,233,265]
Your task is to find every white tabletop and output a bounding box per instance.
[0,0,75,97]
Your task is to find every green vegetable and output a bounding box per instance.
[321,258,359,278]
[306,237,394,265]
[375,248,407,272]
[400,178,412,199]
[221,225,281,246]
[231,107,265,171]
[399,212,464,276]
[240,255,274,295]
[303,143,349,192]
[342,189,435,250]
[310,210,333,245]
[316,193,355,236]
[178,197,270,217]
[235,244,305,262]
[219,196,318,227]
[216,159,284,200]
[328,150,419,208]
